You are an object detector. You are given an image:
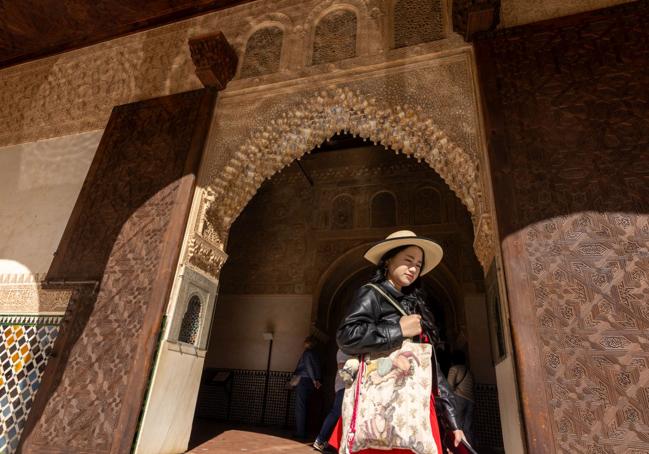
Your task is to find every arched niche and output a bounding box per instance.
[178,294,203,345]
[239,26,284,78]
[311,8,358,65]
[370,191,397,227]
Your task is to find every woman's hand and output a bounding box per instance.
[399,314,422,337]
[451,429,465,448]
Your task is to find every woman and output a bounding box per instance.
[333,230,464,453]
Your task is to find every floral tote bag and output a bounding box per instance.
[339,284,437,454]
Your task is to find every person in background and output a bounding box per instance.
[447,350,475,446]
[312,349,351,452]
[293,336,322,440]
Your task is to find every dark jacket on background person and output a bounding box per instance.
[294,348,321,383]
[336,279,460,431]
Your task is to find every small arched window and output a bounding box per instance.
[311,9,357,65]
[393,0,445,49]
[371,192,397,227]
[178,295,202,345]
[240,26,283,78]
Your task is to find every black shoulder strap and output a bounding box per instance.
[365,283,408,316]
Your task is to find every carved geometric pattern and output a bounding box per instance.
[332,194,355,229]
[477,2,649,451]
[415,187,442,224]
[0,280,72,314]
[394,0,446,48]
[187,233,228,280]
[311,9,357,65]
[178,295,202,345]
[20,90,211,453]
[0,317,61,454]
[240,27,283,78]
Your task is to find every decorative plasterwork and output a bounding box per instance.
[473,213,495,270]
[0,275,74,314]
[0,0,454,149]
[0,0,634,149]
[197,81,494,271]
[214,87,479,221]
[186,233,228,280]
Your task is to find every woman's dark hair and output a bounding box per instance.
[370,245,441,345]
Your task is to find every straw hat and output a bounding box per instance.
[364,230,443,276]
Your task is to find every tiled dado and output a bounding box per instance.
[0,315,62,454]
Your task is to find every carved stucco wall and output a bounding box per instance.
[191,46,496,278]
[0,0,453,149]
[0,0,633,288]
[219,146,483,296]
[393,0,446,48]
[311,9,358,65]
[239,26,284,78]
[0,0,496,303]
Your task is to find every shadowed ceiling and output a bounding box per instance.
[0,0,252,69]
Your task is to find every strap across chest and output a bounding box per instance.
[365,283,409,316]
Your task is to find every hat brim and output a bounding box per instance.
[364,236,443,276]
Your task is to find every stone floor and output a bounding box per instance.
[187,419,504,453]
[186,430,318,453]
[187,420,321,453]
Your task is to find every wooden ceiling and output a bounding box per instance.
[0,0,253,69]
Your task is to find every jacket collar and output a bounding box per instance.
[380,279,403,299]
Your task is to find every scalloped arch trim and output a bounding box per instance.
[207,88,481,230]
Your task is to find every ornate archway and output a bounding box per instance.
[190,87,494,274]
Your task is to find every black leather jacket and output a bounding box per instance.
[336,280,460,431]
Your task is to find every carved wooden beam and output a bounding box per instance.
[189,31,239,89]
[453,0,500,41]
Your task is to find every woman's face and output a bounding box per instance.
[386,246,423,289]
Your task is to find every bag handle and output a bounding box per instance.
[347,355,366,453]
[365,283,408,316]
